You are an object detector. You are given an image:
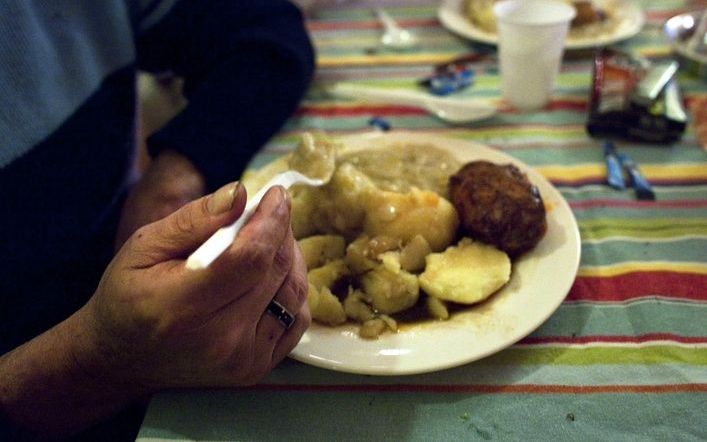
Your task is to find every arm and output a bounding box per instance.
[0,309,142,438]
[116,0,315,243]
[137,0,316,191]
[1,183,311,439]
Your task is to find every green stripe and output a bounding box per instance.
[536,302,707,338]
[483,346,707,366]
[579,238,707,266]
[510,145,707,166]
[138,390,707,441]
[579,218,707,240]
[561,186,707,201]
[574,207,707,221]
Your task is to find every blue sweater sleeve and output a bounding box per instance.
[135,0,315,191]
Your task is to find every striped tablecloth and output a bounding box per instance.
[138,1,707,440]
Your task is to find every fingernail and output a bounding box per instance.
[207,182,240,215]
[281,186,292,210]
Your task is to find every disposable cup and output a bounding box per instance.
[493,0,576,111]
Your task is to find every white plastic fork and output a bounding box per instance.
[185,170,325,270]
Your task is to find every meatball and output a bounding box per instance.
[448,161,547,257]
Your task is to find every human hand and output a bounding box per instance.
[115,149,206,250]
[73,182,310,392]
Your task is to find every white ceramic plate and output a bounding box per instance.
[246,131,580,375]
[438,0,645,50]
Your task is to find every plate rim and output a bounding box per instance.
[437,0,645,50]
[260,131,582,375]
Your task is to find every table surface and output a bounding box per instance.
[138,1,707,440]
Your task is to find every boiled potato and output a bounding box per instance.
[307,259,350,292]
[308,284,346,326]
[343,289,375,322]
[345,235,378,275]
[379,251,402,273]
[358,315,397,339]
[360,264,419,314]
[363,188,459,252]
[345,234,400,275]
[399,234,432,272]
[359,318,387,339]
[419,238,510,304]
[298,235,346,270]
[426,296,450,320]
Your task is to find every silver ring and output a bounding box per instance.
[266,299,295,330]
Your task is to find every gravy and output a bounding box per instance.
[340,143,461,197]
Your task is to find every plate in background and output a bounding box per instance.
[438,0,645,50]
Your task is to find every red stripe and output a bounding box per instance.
[252,383,707,394]
[296,101,587,117]
[645,10,692,22]
[568,272,707,302]
[570,199,707,209]
[520,334,707,345]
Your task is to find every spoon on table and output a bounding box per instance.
[329,83,496,124]
[375,7,418,50]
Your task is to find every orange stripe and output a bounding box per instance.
[252,383,707,394]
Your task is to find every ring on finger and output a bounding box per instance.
[266,299,296,330]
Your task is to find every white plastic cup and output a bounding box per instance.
[493,0,576,111]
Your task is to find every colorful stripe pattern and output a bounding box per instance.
[138,1,707,440]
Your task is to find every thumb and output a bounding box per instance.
[124,181,247,267]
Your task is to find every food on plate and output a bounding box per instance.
[449,161,547,257]
[464,0,620,40]
[290,162,376,239]
[363,188,459,252]
[341,143,461,196]
[287,130,337,182]
[419,238,511,304]
[307,259,349,295]
[571,0,606,27]
[307,284,347,326]
[464,0,496,33]
[426,295,450,320]
[298,234,347,270]
[256,133,547,339]
[359,315,398,339]
[360,262,420,314]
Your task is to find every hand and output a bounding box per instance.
[73,182,310,391]
[115,149,206,250]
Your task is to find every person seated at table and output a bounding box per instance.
[0,0,314,439]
